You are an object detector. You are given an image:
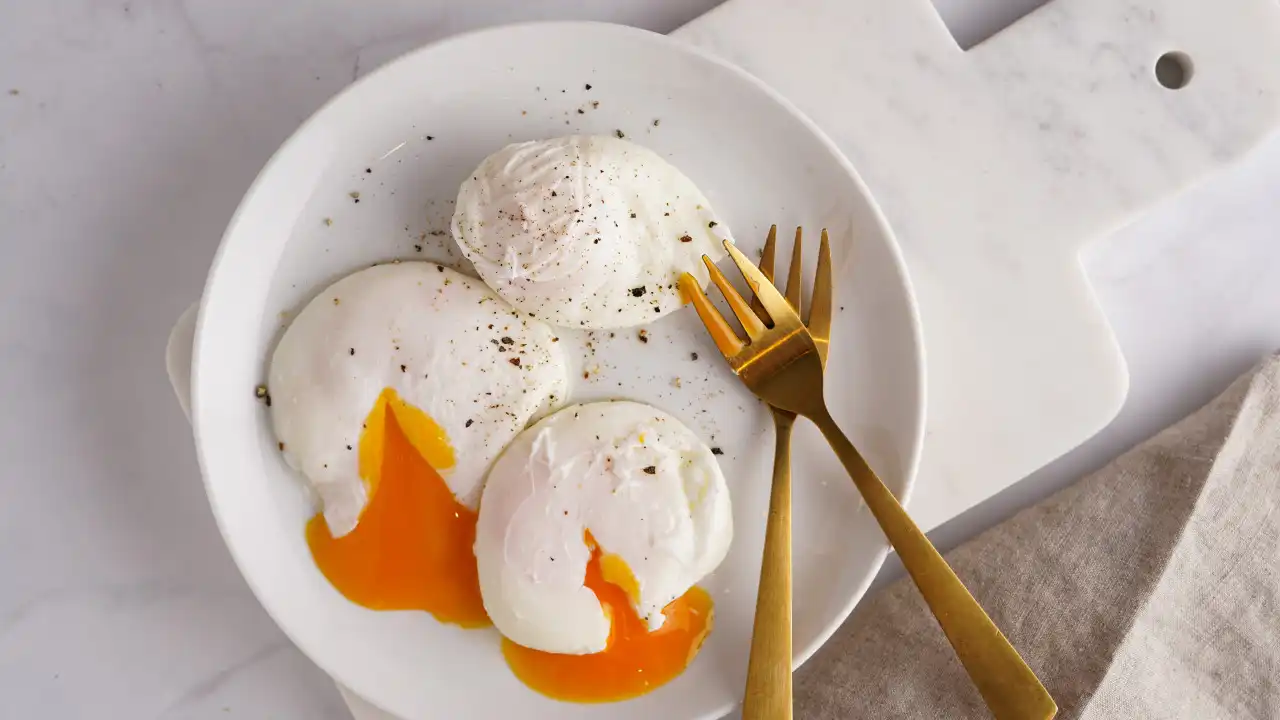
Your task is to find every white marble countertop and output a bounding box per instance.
[2,1,1277,718]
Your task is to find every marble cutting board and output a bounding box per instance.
[159,0,1280,717]
[675,0,1280,531]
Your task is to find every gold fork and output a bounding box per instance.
[680,235,1057,720]
[733,226,830,720]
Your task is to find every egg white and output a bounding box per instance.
[452,135,731,330]
[475,400,732,655]
[268,262,570,537]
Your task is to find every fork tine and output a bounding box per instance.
[749,225,778,320]
[809,229,833,362]
[678,273,746,357]
[785,226,803,316]
[721,240,801,327]
[702,256,768,340]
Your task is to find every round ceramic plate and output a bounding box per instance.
[191,21,924,720]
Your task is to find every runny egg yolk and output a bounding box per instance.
[501,532,714,703]
[306,387,489,627]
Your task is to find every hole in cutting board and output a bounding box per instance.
[930,0,1050,50]
[1155,52,1194,89]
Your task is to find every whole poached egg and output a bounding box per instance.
[452,135,731,329]
[475,401,732,701]
[268,262,569,622]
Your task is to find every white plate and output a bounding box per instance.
[188,21,924,720]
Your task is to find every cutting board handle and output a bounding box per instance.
[165,302,197,425]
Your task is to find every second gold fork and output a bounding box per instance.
[740,226,831,720]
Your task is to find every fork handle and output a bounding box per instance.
[742,410,794,720]
[810,406,1057,720]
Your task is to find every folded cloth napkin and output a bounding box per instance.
[797,354,1280,719]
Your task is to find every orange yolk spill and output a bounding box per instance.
[501,532,714,703]
[306,388,489,627]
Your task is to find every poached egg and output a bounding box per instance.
[475,400,732,701]
[452,135,731,329]
[268,262,569,622]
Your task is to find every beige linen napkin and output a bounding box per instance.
[797,355,1280,719]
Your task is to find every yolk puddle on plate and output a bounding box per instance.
[306,387,489,627]
[501,531,714,703]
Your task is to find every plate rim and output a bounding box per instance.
[190,19,926,719]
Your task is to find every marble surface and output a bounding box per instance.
[2,1,1278,718]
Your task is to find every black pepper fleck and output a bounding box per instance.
[708,221,718,228]
[400,364,406,372]
[643,465,656,474]
[585,83,592,90]
[629,286,646,297]
[680,235,693,243]
[509,357,521,367]
[349,348,355,356]
[466,419,474,428]
[615,129,625,139]
[711,447,724,456]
